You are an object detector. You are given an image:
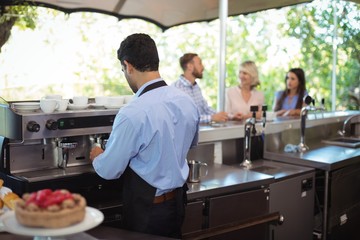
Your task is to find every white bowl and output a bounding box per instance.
[95,96,109,105]
[73,96,88,106]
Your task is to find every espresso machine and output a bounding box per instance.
[0,100,124,225]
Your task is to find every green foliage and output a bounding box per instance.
[0,4,37,29]
[0,0,358,111]
[285,1,360,110]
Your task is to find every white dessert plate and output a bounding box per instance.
[68,104,89,110]
[0,207,104,237]
[12,102,40,112]
[104,104,124,109]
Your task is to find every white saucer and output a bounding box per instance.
[12,102,40,112]
[0,207,104,237]
[68,104,89,110]
[104,104,124,109]
[89,104,105,109]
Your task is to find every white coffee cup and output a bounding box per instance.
[57,99,69,111]
[45,94,62,101]
[73,96,88,106]
[108,96,124,106]
[40,99,59,113]
[95,96,109,105]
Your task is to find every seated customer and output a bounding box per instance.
[273,68,307,116]
[225,61,265,120]
[172,53,229,124]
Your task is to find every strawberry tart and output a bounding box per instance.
[15,189,86,228]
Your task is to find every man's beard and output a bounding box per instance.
[192,68,203,79]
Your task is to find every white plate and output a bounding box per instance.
[12,102,40,112]
[1,207,103,237]
[68,104,89,110]
[104,104,124,109]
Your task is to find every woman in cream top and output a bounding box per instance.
[225,61,265,120]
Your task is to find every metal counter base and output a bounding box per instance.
[264,144,360,240]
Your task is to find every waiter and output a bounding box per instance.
[90,33,199,238]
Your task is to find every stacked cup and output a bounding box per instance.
[44,95,69,112]
[73,96,88,106]
[40,99,58,113]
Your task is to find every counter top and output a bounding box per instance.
[186,163,274,201]
[265,143,360,171]
[198,111,358,143]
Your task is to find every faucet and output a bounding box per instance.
[240,106,258,168]
[57,140,78,169]
[298,96,325,152]
[338,114,360,137]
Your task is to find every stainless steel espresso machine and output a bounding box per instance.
[0,100,123,226]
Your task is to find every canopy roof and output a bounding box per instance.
[1,0,316,30]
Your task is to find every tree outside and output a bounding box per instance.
[0,0,358,110]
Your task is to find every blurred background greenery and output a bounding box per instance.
[0,0,359,110]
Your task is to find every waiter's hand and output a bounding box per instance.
[211,111,229,122]
[90,146,104,162]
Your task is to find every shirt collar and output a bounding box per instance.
[180,75,197,87]
[135,78,163,97]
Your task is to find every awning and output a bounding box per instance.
[1,0,315,31]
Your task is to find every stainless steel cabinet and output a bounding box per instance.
[269,171,315,240]
[207,188,269,240]
[182,200,204,234]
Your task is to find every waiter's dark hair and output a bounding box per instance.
[274,68,307,111]
[117,33,159,72]
[179,53,198,71]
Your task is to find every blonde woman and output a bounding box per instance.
[225,61,265,120]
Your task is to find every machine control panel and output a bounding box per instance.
[18,110,118,140]
[57,115,115,129]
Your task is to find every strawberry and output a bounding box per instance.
[25,189,74,208]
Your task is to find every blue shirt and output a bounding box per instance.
[172,75,216,124]
[274,90,307,110]
[93,79,200,196]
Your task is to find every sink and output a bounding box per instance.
[231,160,314,180]
[322,137,360,148]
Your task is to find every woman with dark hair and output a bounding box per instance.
[273,68,307,116]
